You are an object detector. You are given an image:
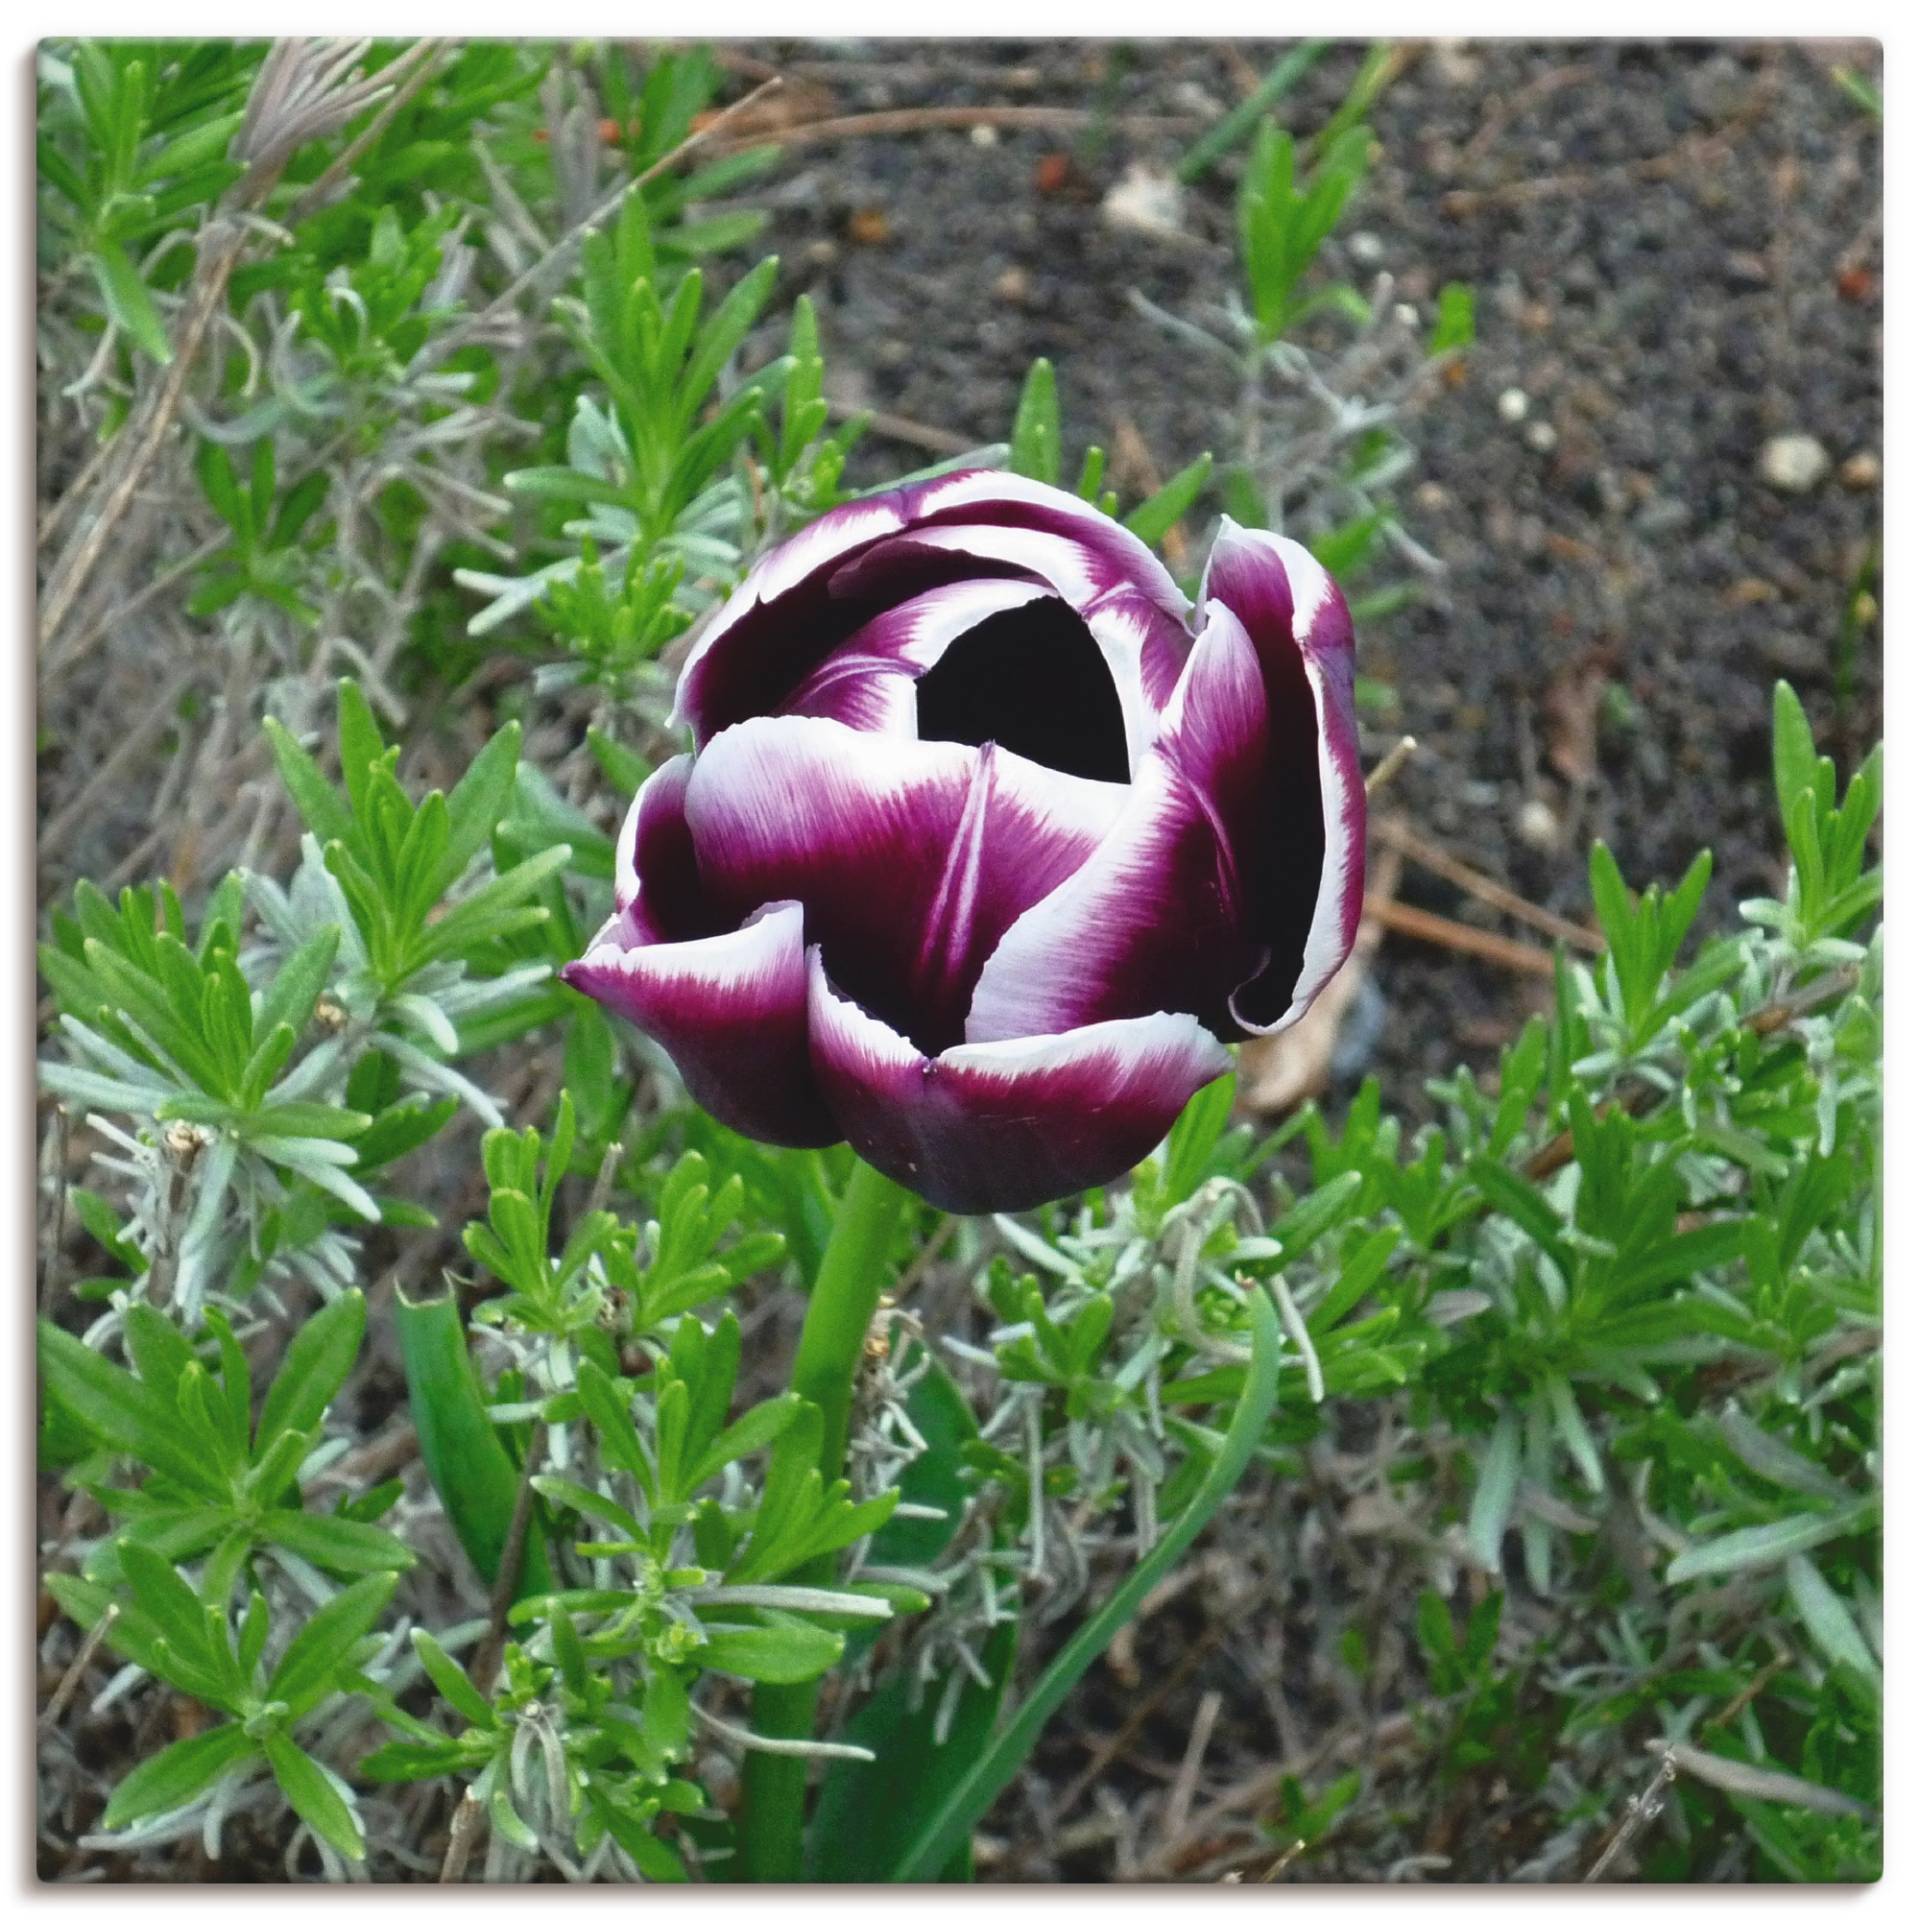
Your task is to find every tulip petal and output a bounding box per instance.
[1197,525,1366,1030]
[969,527,1364,1043]
[778,577,1056,736]
[965,601,1268,1042]
[829,526,1176,763]
[672,470,1194,747]
[611,755,712,934]
[684,716,1126,1054]
[909,469,1190,623]
[562,900,838,1147]
[807,949,1231,1214]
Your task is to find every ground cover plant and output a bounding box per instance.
[36,38,1881,1884]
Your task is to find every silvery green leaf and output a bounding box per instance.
[1666,1500,1877,1583]
[369,1031,503,1126]
[1467,1409,1522,1572]
[1785,1554,1879,1687]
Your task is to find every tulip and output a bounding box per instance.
[563,471,1364,1213]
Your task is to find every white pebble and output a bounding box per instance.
[1759,433,1831,493]
[1525,420,1558,453]
[1101,163,1185,241]
[1498,387,1530,424]
[970,123,999,148]
[1516,796,1561,851]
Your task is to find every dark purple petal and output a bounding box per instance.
[671,471,1193,747]
[806,949,1231,1213]
[683,716,1125,1053]
[672,495,912,738]
[907,469,1190,624]
[562,901,839,1147]
[611,755,720,939]
[1198,524,1366,1030]
[965,600,1268,1042]
[970,524,1365,1042]
[777,578,1056,736]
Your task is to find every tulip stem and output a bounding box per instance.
[739,1155,913,1882]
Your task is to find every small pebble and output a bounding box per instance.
[969,123,999,148]
[1349,230,1385,266]
[992,265,1030,304]
[1839,450,1881,491]
[1759,432,1830,493]
[1498,387,1530,423]
[1101,162,1185,241]
[1524,420,1559,453]
[1516,796,1562,852]
[1393,301,1419,329]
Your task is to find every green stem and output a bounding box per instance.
[738,1156,912,1882]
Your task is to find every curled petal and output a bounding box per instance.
[830,526,1178,763]
[684,716,1125,1052]
[778,577,1055,736]
[969,527,1365,1043]
[1198,524,1366,1030]
[671,496,912,738]
[907,469,1190,623]
[671,470,1193,746]
[562,902,838,1147]
[806,950,1231,1214]
[965,600,1267,1042]
[611,755,711,934]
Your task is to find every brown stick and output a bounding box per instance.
[466,1424,546,1697]
[705,102,1198,158]
[824,397,974,457]
[40,1603,120,1728]
[1365,896,1560,979]
[38,225,249,655]
[1375,814,1605,954]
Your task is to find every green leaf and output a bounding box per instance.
[888,1287,1283,1881]
[1009,359,1061,485]
[103,1724,252,1829]
[37,1319,228,1498]
[1466,1408,1522,1572]
[257,1509,415,1576]
[254,1289,365,1458]
[265,1733,364,1861]
[1772,678,1819,826]
[90,237,173,364]
[1178,40,1330,182]
[1123,452,1213,551]
[690,1616,845,1685]
[437,722,523,893]
[411,1628,497,1728]
[395,1286,553,1599]
[1429,280,1476,354]
[262,717,356,848]
[1666,1502,1878,1584]
[267,1572,398,1718]
[1785,1555,1880,1688]
[807,1620,1018,1882]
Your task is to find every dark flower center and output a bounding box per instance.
[914,597,1131,784]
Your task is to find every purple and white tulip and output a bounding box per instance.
[563,471,1365,1214]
